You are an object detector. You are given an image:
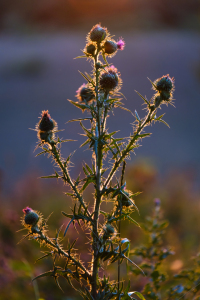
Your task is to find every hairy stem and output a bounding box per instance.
[51,144,92,220]
[103,108,154,190]
[91,52,104,299]
[37,231,91,280]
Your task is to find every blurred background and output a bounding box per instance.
[0,0,200,299]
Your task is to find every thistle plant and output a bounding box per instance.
[130,199,174,299]
[19,24,175,299]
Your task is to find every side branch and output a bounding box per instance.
[102,109,154,190]
[51,144,92,220]
[37,231,92,281]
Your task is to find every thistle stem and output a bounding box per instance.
[91,51,104,299]
[51,144,92,220]
[38,232,91,280]
[103,109,154,190]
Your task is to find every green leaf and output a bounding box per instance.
[56,224,63,239]
[32,271,53,281]
[80,138,91,148]
[64,218,74,236]
[80,177,95,192]
[65,192,74,197]
[78,70,92,84]
[135,90,149,106]
[106,98,120,104]
[85,72,95,86]
[80,122,93,137]
[85,164,93,174]
[83,166,89,176]
[128,291,146,299]
[68,99,88,111]
[62,211,73,218]
[158,119,170,128]
[123,255,144,275]
[115,104,133,114]
[35,252,52,263]
[36,150,48,157]
[148,77,157,90]
[54,277,64,292]
[59,139,76,143]
[154,113,165,121]
[137,133,151,138]
[126,215,141,228]
[74,55,87,59]
[40,175,59,179]
[68,118,92,123]
[40,171,60,179]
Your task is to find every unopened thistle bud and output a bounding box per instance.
[22,207,39,226]
[38,110,56,132]
[36,110,57,143]
[103,224,116,240]
[103,40,118,56]
[76,83,95,102]
[153,75,174,103]
[85,43,96,56]
[89,24,107,43]
[153,75,174,93]
[99,65,121,92]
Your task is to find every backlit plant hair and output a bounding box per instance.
[20,24,175,299]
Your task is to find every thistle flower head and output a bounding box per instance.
[99,65,121,92]
[154,198,161,207]
[36,110,57,143]
[85,43,96,56]
[76,83,95,102]
[103,223,116,240]
[117,38,125,50]
[22,207,32,214]
[22,207,40,226]
[89,24,107,43]
[153,75,174,103]
[103,40,118,56]
[153,75,174,93]
[38,110,56,132]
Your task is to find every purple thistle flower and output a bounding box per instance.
[22,207,32,214]
[117,39,125,50]
[154,198,161,207]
